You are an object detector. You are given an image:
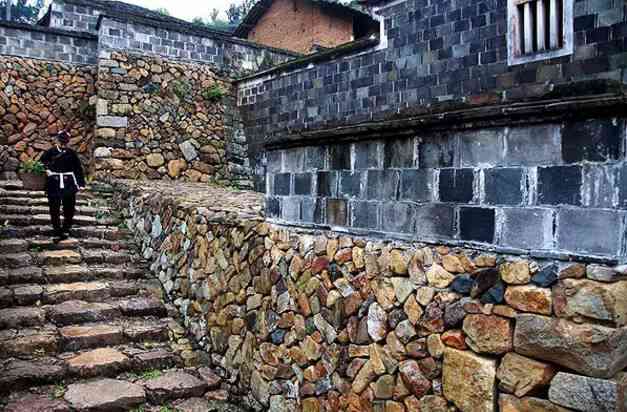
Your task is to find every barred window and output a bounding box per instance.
[508,0,573,65]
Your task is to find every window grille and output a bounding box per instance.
[508,0,573,65]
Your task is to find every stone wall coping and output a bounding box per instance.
[95,14,301,59]
[0,19,97,40]
[111,179,264,223]
[236,36,379,83]
[264,89,627,149]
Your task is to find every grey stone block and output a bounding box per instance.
[415,203,456,239]
[562,119,623,163]
[351,201,379,230]
[294,173,312,196]
[499,208,554,250]
[329,144,351,170]
[266,151,283,173]
[582,164,618,208]
[301,197,323,224]
[97,116,128,128]
[505,125,562,166]
[339,171,362,198]
[439,168,475,203]
[483,168,524,205]
[317,171,338,197]
[418,133,456,168]
[538,165,583,206]
[265,197,281,218]
[384,137,415,168]
[549,372,622,412]
[305,146,326,170]
[618,162,627,209]
[459,207,495,243]
[284,147,305,172]
[460,129,505,167]
[367,170,399,201]
[281,197,301,221]
[354,141,380,169]
[557,208,624,256]
[273,173,291,196]
[382,202,415,234]
[400,169,434,202]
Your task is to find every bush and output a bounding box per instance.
[19,159,46,175]
[168,79,192,100]
[201,85,225,103]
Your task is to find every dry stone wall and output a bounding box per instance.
[93,52,234,183]
[115,179,627,412]
[0,55,96,168]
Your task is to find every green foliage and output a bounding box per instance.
[19,159,45,175]
[154,7,170,16]
[53,383,66,399]
[168,79,192,101]
[201,85,226,103]
[129,406,145,412]
[128,369,163,380]
[78,100,96,121]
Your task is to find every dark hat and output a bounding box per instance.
[55,130,70,143]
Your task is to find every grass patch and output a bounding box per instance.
[128,369,163,380]
[53,383,66,399]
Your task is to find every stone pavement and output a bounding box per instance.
[0,181,245,412]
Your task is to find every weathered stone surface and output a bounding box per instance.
[514,314,627,378]
[64,379,145,410]
[426,264,455,288]
[504,285,552,315]
[463,314,513,354]
[66,347,129,377]
[352,360,376,394]
[553,279,627,326]
[496,353,555,397]
[145,371,207,403]
[499,394,570,412]
[4,394,70,412]
[398,360,431,398]
[500,260,531,284]
[443,348,497,412]
[548,372,623,412]
[367,302,388,342]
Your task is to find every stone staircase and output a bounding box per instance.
[0,181,240,412]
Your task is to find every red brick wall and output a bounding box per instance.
[247,0,354,54]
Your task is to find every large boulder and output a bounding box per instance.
[514,314,627,378]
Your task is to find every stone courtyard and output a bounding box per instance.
[2,0,627,411]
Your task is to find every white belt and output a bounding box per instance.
[49,171,78,190]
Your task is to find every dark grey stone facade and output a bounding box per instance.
[264,119,627,260]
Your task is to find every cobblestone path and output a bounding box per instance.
[0,181,243,412]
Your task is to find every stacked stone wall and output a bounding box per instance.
[93,52,234,183]
[0,55,96,169]
[115,180,627,412]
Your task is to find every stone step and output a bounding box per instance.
[1,196,91,207]
[0,238,28,253]
[28,237,131,252]
[0,189,94,200]
[144,370,208,403]
[0,280,153,308]
[37,249,83,266]
[0,213,118,227]
[0,297,167,328]
[0,265,147,286]
[0,318,172,358]
[0,252,34,269]
[0,204,114,217]
[0,346,180,393]
[45,296,167,326]
[1,225,129,241]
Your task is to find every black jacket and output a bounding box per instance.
[40,147,86,196]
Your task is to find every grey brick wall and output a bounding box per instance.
[238,0,627,152]
[0,21,97,64]
[265,119,627,261]
[98,17,294,78]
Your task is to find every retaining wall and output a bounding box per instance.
[114,179,627,412]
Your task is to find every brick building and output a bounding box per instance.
[233,0,378,54]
